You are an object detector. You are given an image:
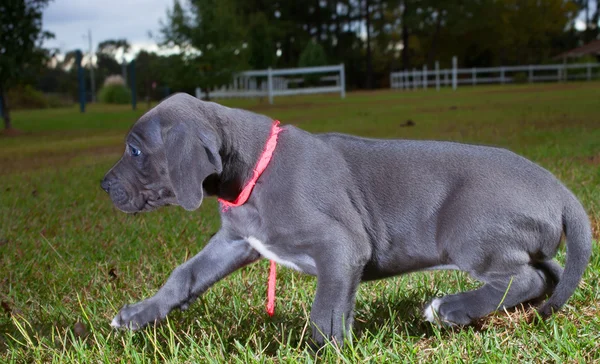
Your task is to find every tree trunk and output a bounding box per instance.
[401,0,410,70]
[0,84,11,130]
[585,0,590,41]
[365,0,373,89]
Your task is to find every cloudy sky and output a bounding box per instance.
[42,0,173,58]
[43,0,594,59]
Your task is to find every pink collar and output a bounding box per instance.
[217,120,282,317]
[218,120,282,209]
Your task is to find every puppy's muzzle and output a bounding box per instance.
[101,177,128,205]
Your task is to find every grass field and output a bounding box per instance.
[1,83,599,363]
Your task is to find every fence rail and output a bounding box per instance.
[390,61,600,90]
[196,64,345,104]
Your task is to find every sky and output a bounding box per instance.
[43,0,596,60]
[42,0,173,60]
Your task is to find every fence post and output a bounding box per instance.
[267,67,273,104]
[423,65,428,89]
[500,67,505,84]
[452,56,458,90]
[528,65,533,83]
[587,63,592,81]
[435,61,440,91]
[76,50,85,113]
[340,63,346,99]
[472,67,476,86]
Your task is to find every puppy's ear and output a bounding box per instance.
[165,123,222,211]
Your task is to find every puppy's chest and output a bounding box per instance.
[222,207,317,275]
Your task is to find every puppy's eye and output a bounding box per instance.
[129,145,141,157]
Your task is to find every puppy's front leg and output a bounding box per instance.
[111,231,260,330]
[310,253,365,348]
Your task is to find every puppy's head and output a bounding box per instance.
[101,93,222,213]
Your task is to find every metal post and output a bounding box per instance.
[472,67,476,86]
[340,63,346,99]
[88,30,96,103]
[129,60,136,110]
[452,56,458,90]
[267,67,273,104]
[76,50,85,113]
[435,61,440,91]
[423,65,428,89]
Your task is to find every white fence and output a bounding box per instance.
[196,64,345,104]
[390,58,600,91]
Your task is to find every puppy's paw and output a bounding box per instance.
[423,298,462,327]
[111,301,163,331]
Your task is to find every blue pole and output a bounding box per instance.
[129,60,136,110]
[76,50,85,113]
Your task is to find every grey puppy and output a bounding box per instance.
[102,93,591,347]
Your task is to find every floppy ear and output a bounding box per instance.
[165,123,222,211]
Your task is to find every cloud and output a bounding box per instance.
[42,0,173,54]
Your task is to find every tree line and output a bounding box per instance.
[1,0,599,129]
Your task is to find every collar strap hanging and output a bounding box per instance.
[217,120,282,317]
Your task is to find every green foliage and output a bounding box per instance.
[0,0,54,128]
[298,40,328,68]
[98,84,132,104]
[97,38,130,59]
[5,85,72,110]
[6,85,48,109]
[160,0,248,99]
[298,40,328,85]
[248,12,276,69]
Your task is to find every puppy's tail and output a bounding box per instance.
[538,193,592,317]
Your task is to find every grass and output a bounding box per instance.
[1,83,600,362]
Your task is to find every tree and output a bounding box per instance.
[97,39,131,59]
[247,12,277,69]
[160,0,248,100]
[0,0,54,130]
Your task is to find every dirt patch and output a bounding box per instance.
[584,154,600,166]
[0,128,25,137]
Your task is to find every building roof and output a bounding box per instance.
[555,39,600,59]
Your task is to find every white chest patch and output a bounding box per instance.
[245,236,303,272]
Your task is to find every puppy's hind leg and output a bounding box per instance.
[424,263,551,326]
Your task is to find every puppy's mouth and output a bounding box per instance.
[139,188,175,212]
[110,186,175,214]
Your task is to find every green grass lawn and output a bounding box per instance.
[1,83,599,362]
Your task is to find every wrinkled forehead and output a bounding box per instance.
[127,116,163,150]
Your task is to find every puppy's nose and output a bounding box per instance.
[101,178,111,193]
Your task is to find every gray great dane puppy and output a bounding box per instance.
[102,93,591,346]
